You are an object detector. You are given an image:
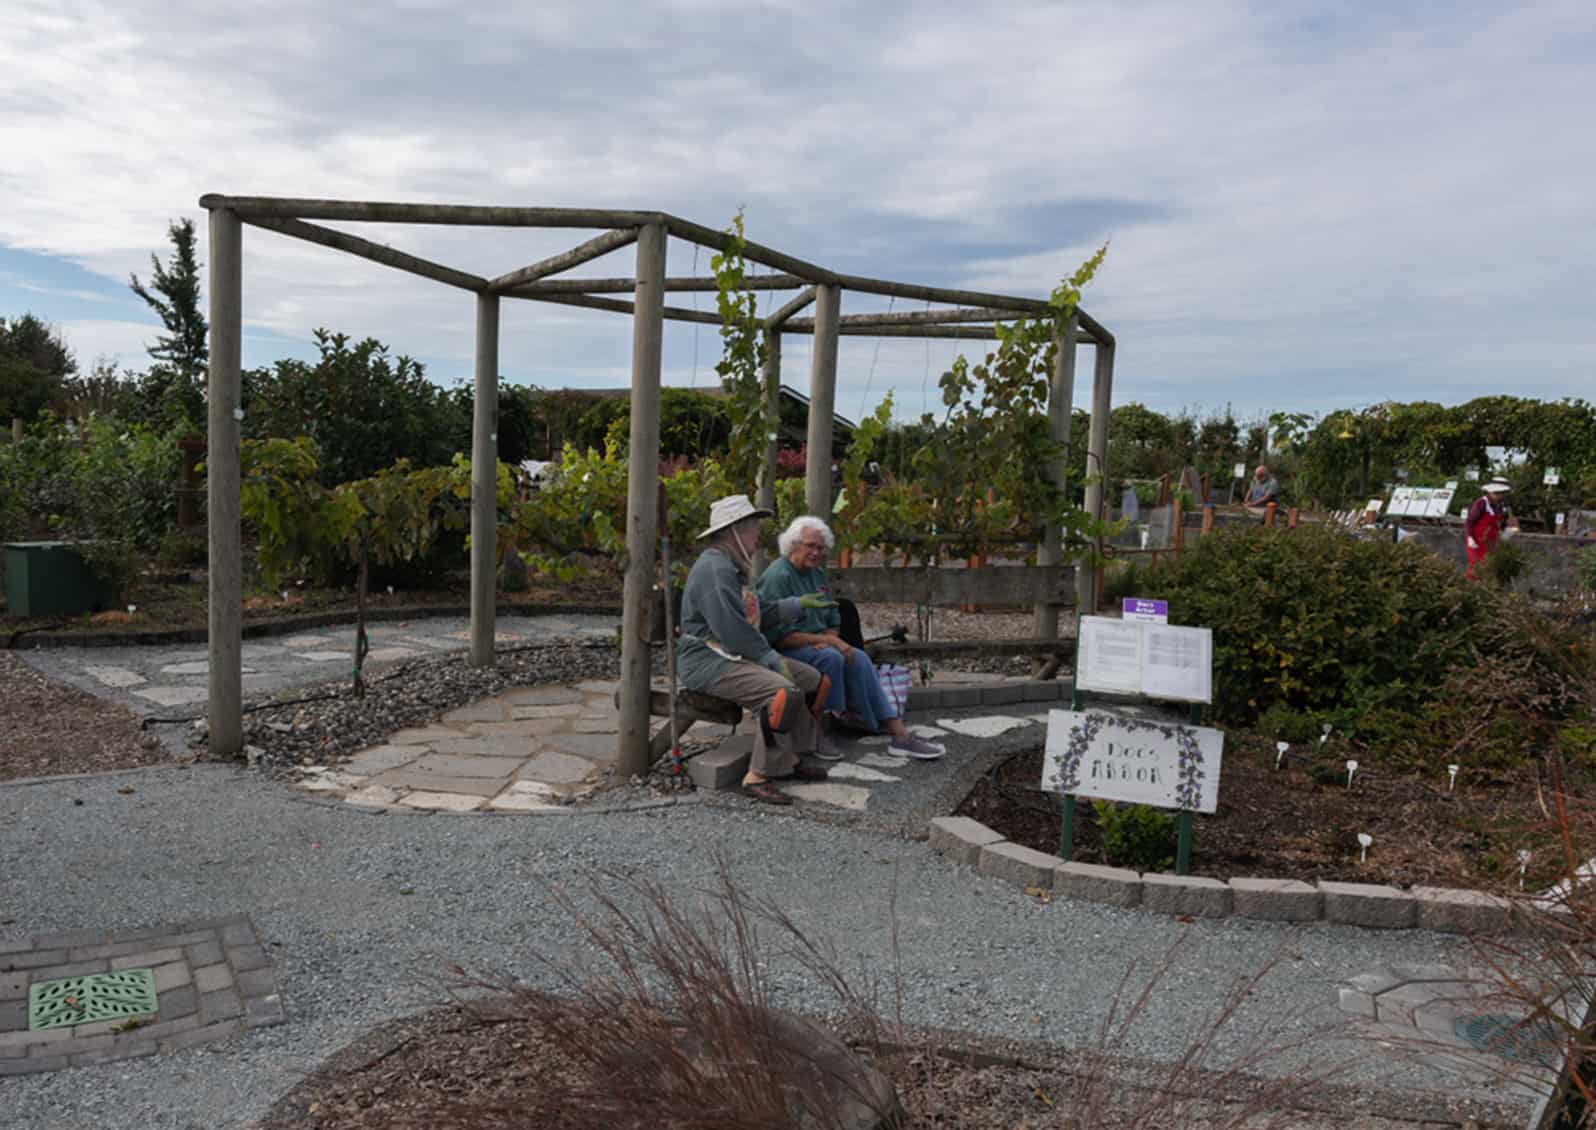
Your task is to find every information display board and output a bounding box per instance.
[1076,615,1212,704]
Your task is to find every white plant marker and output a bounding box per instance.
[1357,832,1373,863]
[126,604,137,615]
[1518,849,1533,890]
[282,591,289,601]
[1447,764,1460,792]
[1320,722,1333,748]
[1345,759,1359,788]
[387,585,394,596]
[1275,741,1289,769]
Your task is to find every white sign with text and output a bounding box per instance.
[1076,616,1213,704]
[1042,709,1224,813]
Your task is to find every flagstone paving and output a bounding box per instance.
[14,614,619,720]
[290,680,628,812]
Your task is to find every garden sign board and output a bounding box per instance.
[1042,709,1224,813]
[1076,615,1212,703]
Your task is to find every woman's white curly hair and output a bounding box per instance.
[777,515,835,557]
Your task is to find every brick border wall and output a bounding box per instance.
[0,914,283,1075]
[929,816,1521,934]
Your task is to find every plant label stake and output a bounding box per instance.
[1447,764,1459,792]
[1275,741,1289,769]
[1518,849,1532,889]
[1320,723,1332,748]
[1345,759,1358,788]
[1357,832,1372,863]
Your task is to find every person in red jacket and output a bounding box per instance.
[1464,480,1511,580]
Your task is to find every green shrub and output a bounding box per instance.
[1130,525,1596,769]
[1480,539,1529,590]
[1255,703,1321,744]
[1139,525,1488,727]
[1091,800,1176,873]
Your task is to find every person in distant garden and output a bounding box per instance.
[678,495,839,805]
[1464,480,1512,580]
[1244,464,1280,512]
[756,516,946,761]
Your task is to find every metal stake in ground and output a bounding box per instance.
[658,483,681,772]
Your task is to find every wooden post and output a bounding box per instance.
[1265,501,1277,528]
[1172,497,1185,552]
[617,222,667,778]
[9,418,21,443]
[469,293,500,667]
[205,207,243,758]
[752,327,782,577]
[1201,504,1214,537]
[1287,506,1300,529]
[1034,314,1078,656]
[1077,342,1114,613]
[804,284,841,518]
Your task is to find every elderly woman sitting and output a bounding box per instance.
[756,516,945,761]
[678,495,839,805]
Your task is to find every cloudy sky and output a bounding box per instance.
[2,0,1592,424]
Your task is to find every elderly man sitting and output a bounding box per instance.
[678,495,838,805]
[756,516,945,761]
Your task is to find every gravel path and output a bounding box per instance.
[0,765,1527,1129]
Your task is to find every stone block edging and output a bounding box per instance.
[927,815,1525,934]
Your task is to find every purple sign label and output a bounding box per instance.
[1122,598,1168,623]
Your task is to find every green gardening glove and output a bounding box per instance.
[798,593,837,610]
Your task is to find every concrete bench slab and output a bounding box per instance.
[685,735,753,791]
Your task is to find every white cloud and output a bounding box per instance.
[0,0,1592,418]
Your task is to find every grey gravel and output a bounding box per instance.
[0,765,1533,1129]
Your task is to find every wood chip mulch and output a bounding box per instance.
[0,652,173,782]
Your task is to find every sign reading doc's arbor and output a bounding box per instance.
[1041,710,1224,814]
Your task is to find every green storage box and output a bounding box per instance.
[4,541,118,617]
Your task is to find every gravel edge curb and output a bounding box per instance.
[930,815,1530,935]
[4,602,623,650]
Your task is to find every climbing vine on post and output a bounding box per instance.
[905,244,1110,561]
[712,210,770,489]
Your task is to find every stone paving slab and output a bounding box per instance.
[0,915,281,1074]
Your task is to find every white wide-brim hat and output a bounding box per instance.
[697,494,773,539]
[1482,480,1512,493]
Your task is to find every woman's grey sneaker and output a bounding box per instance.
[814,733,846,761]
[889,734,945,760]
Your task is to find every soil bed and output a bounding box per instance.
[957,732,1589,891]
[254,1003,1446,1130]
[0,652,173,781]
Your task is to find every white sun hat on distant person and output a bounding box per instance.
[697,494,774,539]
[1482,480,1512,493]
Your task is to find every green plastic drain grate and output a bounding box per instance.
[28,970,159,1031]
[1453,1013,1563,1068]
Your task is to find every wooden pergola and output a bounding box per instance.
[198,196,1116,774]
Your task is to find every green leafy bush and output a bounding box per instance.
[1091,800,1176,873]
[1133,526,1596,769]
[0,415,181,594]
[1479,539,1530,590]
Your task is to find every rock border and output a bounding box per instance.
[929,815,1523,935]
[4,601,623,650]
